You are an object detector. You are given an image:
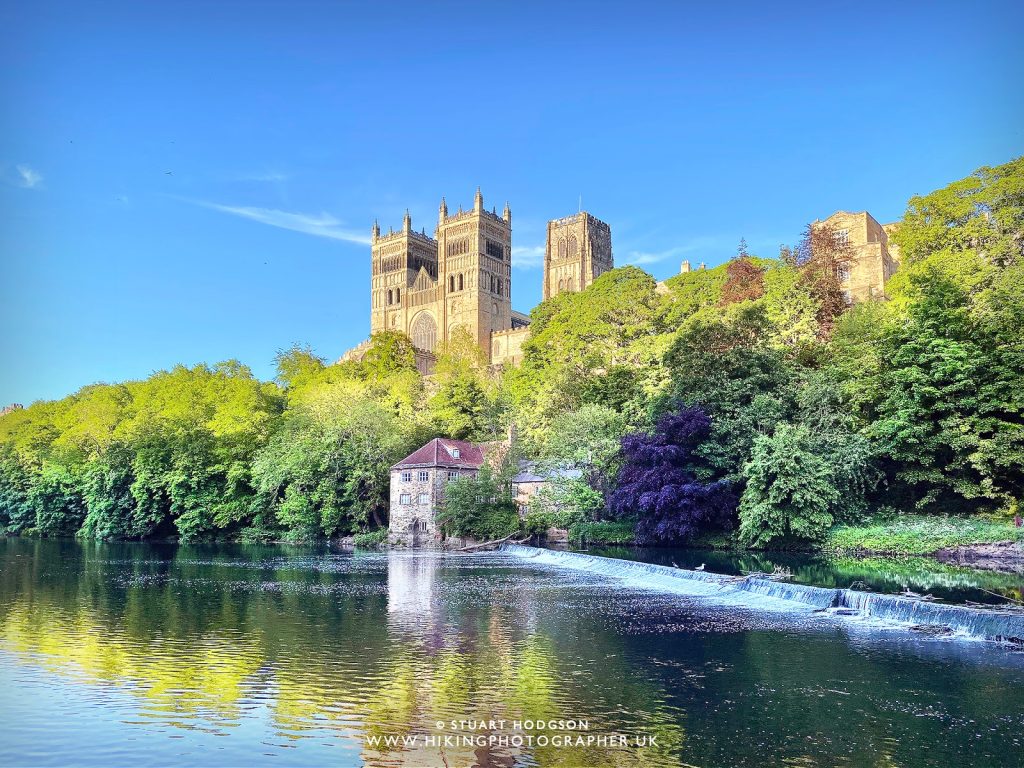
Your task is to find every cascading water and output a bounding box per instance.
[501,544,1024,643]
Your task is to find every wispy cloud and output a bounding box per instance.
[511,245,545,269]
[16,164,43,189]
[621,236,723,266]
[239,171,288,183]
[191,200,370,245]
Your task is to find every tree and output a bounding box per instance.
[782,223,853,337]
[719,256,766,306]
[540,404,627,499]
[609,407,736,544]
[437,462,519,540]
[738,423,840,547]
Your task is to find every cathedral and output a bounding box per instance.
[361,189,613,370]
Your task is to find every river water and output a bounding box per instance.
[1,538,1023,767]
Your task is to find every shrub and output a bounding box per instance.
[352,528,388,548]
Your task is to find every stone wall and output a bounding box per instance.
[387,466,476,546]
[490,326,530,368]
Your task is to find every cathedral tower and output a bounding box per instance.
[434,188,513,350]
[543,212,612,300]
[370,211,439,346]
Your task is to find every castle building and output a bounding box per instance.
[361,189,613,369]
[542,212,613,300]
[814,211,901,302]
[370,188,513,362]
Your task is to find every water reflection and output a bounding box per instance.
[0,538,1022,767]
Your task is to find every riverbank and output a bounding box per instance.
[578,515,1024,573]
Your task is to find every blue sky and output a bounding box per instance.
[2,0,1022,405]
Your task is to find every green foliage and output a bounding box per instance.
[826,514,1024,555]
[567,519,636,545]
[738,424,839,547]
[530,476,604,530]
[437,463,519,541]
[352,528,388,548]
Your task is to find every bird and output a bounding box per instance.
[671,560,680,569]
[695,563,705,571]
[165,171,173,175]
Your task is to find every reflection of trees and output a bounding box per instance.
[0,539,686,767]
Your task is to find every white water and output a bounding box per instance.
[502,545,1024,643]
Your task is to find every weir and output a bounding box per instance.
[501,545,1024,643]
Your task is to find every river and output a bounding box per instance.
[1,538,1022,767]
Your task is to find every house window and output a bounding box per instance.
[399,493,411,504]
[418,470,429,482]
[842,289,853,305]
[401,471,412,482]
[418,493,430,504]
[837,262,851,282]
[448,470,459,481]
[451,448,460,458]
[835,228,850,245]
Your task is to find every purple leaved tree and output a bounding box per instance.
[610,407,736,544]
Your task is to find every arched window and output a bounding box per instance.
[558,279,564,291]
[496,278,502,295]
[387,289,393,305]
[395,288,401,303]
[566,278,574,291]
[410,312,438,351]
[458,274,464,291]
[558,238,567,259]
[449,275,455,292]
[569,236,578,257]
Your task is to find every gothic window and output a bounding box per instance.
[486,240,504,260]
[387,289,393,305]
[569,236,578,257]
[458,274,464,291]
[490,275,495,292]
[399,493,411,504]
[401,471,412,482]
[558,279,565,291]
[395,288,401,303]
[835,229,850,245]
[449,275,455,292]
[496,277,502,295]
[558,238,567,259]
[418,470,429,481]
[837,262,851,282]
[566,277,574,291]
[410,312,438,351]
[842,289,853,305]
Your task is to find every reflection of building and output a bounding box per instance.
[386,553,439,618]
[814,211,901,302]
[387,438,491,547]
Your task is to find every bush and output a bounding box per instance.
[568,520,636,545]
[437,464,520,541]
[738,423,838,547]
[352,528,388,548]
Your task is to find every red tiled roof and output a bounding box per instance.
[392,438,489,470]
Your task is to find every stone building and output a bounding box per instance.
[387,438,490,547]
[370,188,513,361]
[349,194,614,370]
[543,212,613,300]
[814,211,901,302]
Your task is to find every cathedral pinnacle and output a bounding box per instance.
[403,209,411,232]
[439,196,448,222]
[372,219,380,242]
[502,201,511,224]
[474,186,483,211]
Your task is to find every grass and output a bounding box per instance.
[824,514,1024,556]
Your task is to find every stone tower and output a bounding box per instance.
[543,212,612,300]
[435,188,513,350]
[370,210,439,345]
[368,189,513,360]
